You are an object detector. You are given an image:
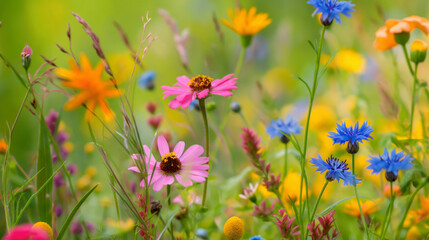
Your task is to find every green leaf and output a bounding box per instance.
[308,40,317,54]
[291,74,311,96]
[56,184,98,240]
[15,161,65,225]
[156,214,175,240]
[37,114,53,225]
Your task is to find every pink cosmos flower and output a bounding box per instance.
[3,224,50,240]
[128,136,209,191]
[161,74,238,109]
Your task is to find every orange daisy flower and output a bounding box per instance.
[374,16,429,51]
[57,54,122,121]
[222,7,271,36]
[0,138,7,154]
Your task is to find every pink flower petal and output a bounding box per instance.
[128,166,140,173]
[173,141,185,158]
[180,144,204,163]
[152,175,175,191]
[197,89,209,99]
[175,174,193,187]
[177,75,191,85]
[157,136,170,156]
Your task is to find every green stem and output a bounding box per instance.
[381,182,395,239]
[234,46,246,76]
[408,62,419,146]
[167,185,174,240]
[283,143,288,178]
[401,44,414,76]
[395,177,429,239]
[199,99,210,208]
[299,25,326,239]
[310,180,329,222]
[352,154,370,239]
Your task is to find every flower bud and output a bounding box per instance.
[206,102,216,111]
[146,101,157,114]
[148,115,163,130]
[196,228,209,240]
[138,70,156,90]
[346,141,359,154]
[280,134,290,144]
[150,200,162,215]
[385,171,398,182]
[230,101,241,113]
[320,15,333,26]
[410,40,427,63]
[21,44,33,70]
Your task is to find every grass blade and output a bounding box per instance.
[37,114,53,225]
[56,184,98,240]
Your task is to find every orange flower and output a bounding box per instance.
[383,184,401,197]
[374,16,429,51]
[57,54,122,121]
[222,7,271,36]
[0,138,7,154]
[415,196,429,223]
[344,199,379,217]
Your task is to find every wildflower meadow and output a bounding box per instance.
[1,0,429,239]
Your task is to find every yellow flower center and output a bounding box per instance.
[188,75,213,92]
[161,152,181,174]
[32,222,53,240]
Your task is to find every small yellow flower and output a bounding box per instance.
[64,142,74,153]
[280,172,309,205]
[223,216,244,240]
[84,142,95,153]
[410,40,428,51]
[33,222,53,240]
[77,175,91,190]
[85,166,98,177]
[106,218,135,232]
[322,49,366,74]
[100,197,112,207]
[0,138,7,154]
[222,7,271,36]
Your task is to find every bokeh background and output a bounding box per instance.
[1,0,429,238]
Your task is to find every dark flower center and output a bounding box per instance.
[327,156,349,171]
[188,75,213,92]
[160,152,181,174]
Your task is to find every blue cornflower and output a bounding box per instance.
[249,236,266,240]
[367,148,413,182]
[310,155,361,186]
[266,116,303,143]
[307,0,355,25]
[328,121,374,154]
[138,70,156,90]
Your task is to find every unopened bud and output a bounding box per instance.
[230,101,241,113]
[385,171,398,182]
[206,102,216,111]
[146,101,157,114]
[21,44,32,70]
[346,141,359,154]
[410,40,427,63]
[150,200,162,215]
